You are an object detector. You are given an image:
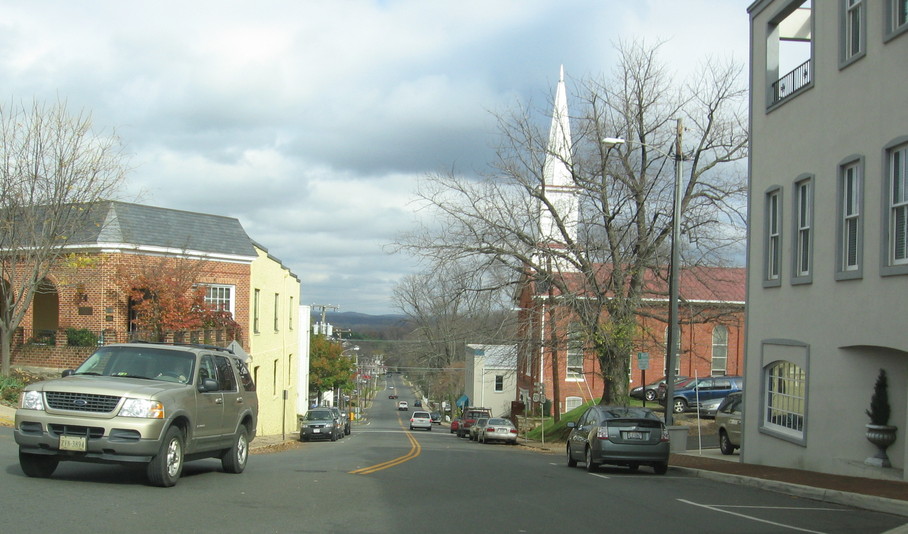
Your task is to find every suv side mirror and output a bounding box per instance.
[198,378,219,392]
[566,421,576,429]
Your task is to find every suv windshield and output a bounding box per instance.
[74,346,195,384]
[307,410,334,421]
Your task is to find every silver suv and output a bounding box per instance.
[14,342,258,487]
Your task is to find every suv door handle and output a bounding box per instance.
[215,398,224,405]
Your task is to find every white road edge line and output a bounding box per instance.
[677,498,829,534]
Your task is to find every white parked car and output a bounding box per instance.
[409,410,432,431]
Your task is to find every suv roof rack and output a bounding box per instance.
[127,340,235,354]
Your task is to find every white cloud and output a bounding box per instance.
[0,0,752,314]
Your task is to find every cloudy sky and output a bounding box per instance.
[1,0,752,315]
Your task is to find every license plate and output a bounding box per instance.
[313,428,320,433]
[60,435,87,451]
[625,431,643,440]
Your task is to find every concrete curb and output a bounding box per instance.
[673,466,908,518]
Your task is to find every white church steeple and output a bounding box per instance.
[538,65,579,250]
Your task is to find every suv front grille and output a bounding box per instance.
[46,392,121,413]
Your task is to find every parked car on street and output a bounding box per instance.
[450,418,461,434]
[457,407,492,438]
[566,405,669,474]
[409,410,433,431]
[430,412,441,424]
[663,376,743,414]
[300,408,343,442]
[630,376,690,402]
[469,418,489,441]
[478,418,518,444]
[715,392,743,455]
[329,406,351,435]
[397,401,409,411]
[14,342,258,487]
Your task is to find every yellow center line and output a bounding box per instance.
[349,415,421,475]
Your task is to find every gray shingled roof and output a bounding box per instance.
[72,201,257,258]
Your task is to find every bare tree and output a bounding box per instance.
[397,40,747,404]
[392,259,516,411]
[0,99,128,374]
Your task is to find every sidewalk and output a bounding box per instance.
[3,404,906,519]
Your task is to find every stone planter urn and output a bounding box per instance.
[865,424,898,467]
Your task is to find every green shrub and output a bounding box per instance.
[66,328,98,347]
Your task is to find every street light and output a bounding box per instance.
[603,118,684,427]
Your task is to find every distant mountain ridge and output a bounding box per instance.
[310,311,410,337]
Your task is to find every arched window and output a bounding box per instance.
[711,326,728,375]
[764,361,806,438]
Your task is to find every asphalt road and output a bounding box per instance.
[1,377,904,533]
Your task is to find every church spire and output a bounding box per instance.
[538,65,578,250]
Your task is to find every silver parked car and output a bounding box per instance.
[469,417,489,441]
[299,408,343,442]
[566,406,669,474]
[409,410,432,431]
[715,392,742,455]
[478,418,518,444]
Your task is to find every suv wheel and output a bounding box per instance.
[147,426,184,487]
[19,450,59,478]
[222,427,249,474]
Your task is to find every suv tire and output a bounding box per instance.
[222,427,249,474]
[719,430,735,455]
[672,398,688,413]
[147,426,184,487]
[19,450,59,478]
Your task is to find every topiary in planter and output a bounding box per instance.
[865,369,891,426]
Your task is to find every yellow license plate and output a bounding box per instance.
[59,435,87,451]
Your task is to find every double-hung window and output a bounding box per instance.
[841,0,866,66]
[566,323,584,380]
[837,159,863,279]
[886,0,908,40]
[711,326,728,376]
[792,176,813,284]
[884,142,908,275]
[494,375,504,392]
[764,361,806,439]
[765,188,782,286]
[204,285,235,317]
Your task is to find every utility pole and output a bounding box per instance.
[664,118,683,427]
[311,304,339,336]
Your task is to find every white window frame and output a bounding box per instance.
[711,326,728,376]
[763,361,806,440]
[494,375,504,393]
[204,284,235,317]
[841,0,866,66]
[253,289,261,334]
[792,176,813,284]
[886,0,908,40]
[566,323,584,380]
[890,144,908,265]
[765,188,782,286]
[837,159,864,280]
[565,396,583,412]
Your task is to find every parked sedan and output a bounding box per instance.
[478,418,518,444]
[716,392,743,455]
[469,418,489,441]
[630,376,690,402]
[450,418,461,434]
[409,410,433,431]
[430,412,442,424]
[566,406,669,474]
[299,408,343,442]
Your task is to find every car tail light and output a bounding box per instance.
[410,418,414,422]
[486,427,495,432]
[660,427,670,442]
[596,423,610,441]
[510,429,518,434]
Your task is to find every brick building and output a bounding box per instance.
[514,265,745,415]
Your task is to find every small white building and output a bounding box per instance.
[464,344,517,418]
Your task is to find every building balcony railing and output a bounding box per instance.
[771,59,812,105]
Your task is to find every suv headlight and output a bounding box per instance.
[119,399,165,419]
[20,390,45,410]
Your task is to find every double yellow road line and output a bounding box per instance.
[349,429,422,475]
